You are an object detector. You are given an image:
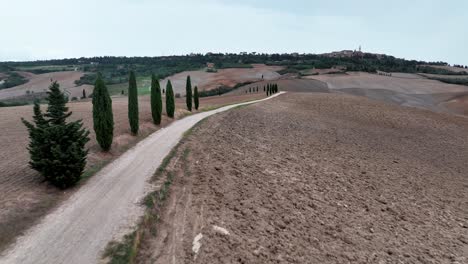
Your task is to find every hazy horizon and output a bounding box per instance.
[1,0,467,65]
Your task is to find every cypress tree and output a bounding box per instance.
[166,80,175,118]
[150,74,162,125]
[82,89,86,99]
[194,86,199,110]
[128,71,139,135]
[92,73,114,151]
[22,82,90,188]
[185,75,192,111]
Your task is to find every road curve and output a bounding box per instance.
[0,92,285,264]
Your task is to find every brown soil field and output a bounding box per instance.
[0,92,265,252]
[136,93,468,263]
[388,72,425,79]
[0,71,92,101]
[440,93,468,116]
[160,64,283,95]
[231,74,468,116]
[308,72,468,94]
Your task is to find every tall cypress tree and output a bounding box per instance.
[186,75,192,111]
[22,82,90,188]
[166,80,175,118]
[92,73,114,151]
[128,71,139,135]
[194,86,199,110]
[150,74,162,125]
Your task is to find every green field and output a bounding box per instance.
[107,76,153,96]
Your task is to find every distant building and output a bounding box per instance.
[206,62,215,69]
[322,46,382,59]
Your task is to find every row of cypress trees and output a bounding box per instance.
[128,71,177,134]
[23,72,202,188]
[266,83,279,96]
[185,75,199,111]
[245,86,259,93]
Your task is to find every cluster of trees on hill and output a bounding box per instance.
[22,71,199,188]
[0,72,28,89]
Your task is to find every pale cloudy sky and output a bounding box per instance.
[1,0,467,64]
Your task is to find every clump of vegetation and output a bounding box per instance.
[426,76,468,86]
[198,81,254,98]
[186,76,192,111]
[417,66,468,75]
[22,82,90,188]
[128,71,139,135]
[0,101,29,107]
[93,73,114,151]
[165,80,175,118]
[0,72,28,89]
[150,74,162,125]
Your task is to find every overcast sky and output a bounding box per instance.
[1,0,467,64]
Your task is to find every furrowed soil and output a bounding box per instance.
[138,93,468,263]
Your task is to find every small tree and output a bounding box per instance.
[22,82,90,188]
[92,73,114,151]
[166,80,175,118]
[186,75,192,111]
[150,74,163,125]
[128,71,139,134]
[194,86,199,110]
[82,89,86,99]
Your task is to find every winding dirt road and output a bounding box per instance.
[0,92,284,264]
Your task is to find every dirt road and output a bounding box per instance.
[140,93,468,263]
[0,92,284,264]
